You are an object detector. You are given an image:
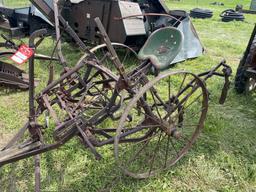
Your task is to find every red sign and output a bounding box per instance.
[11,45,34,65]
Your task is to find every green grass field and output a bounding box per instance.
[0,0,256,191]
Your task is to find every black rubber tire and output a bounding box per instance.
[235,34,256,93]
[234,67,248,93]
[220,9,244,22]
[190,8,213,19]
[169,10,189,18]
[210,2,224,6]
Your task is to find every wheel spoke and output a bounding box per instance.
[121,49,130,65]
[148,132,163,175]
[170,137,179,157]
[164,135,171,168]
[150,89,163,121]
[125,138,151,165]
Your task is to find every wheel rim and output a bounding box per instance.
[114,71,208,179]
[90,43,140,75]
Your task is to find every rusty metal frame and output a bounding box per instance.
[0,17,232,166]
[0,14,232,191]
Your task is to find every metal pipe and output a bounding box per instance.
[53,0,66,66]
[29,29,48,192]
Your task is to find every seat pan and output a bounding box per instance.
[138,27,183,70]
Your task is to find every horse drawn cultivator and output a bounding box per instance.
[0,0,232,189]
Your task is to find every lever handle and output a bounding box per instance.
[219,67,232,104]
[219,76,230,104]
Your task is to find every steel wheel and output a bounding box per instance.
[114,71,208,179]
[88,43,140,101]
[78,43,143,141]
[90,43,141,74]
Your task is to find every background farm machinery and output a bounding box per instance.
[0,2,53,37]
[236,0,256,15]
[0,0,204,89]
[0,0,203,61]
[235,24,256,93]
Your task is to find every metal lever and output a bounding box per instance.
[94,17,129,85]
[58,15,89,53]
[219,66,232,104]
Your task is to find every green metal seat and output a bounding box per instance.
[138,27,183,71]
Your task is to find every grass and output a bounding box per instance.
[1,0,256,191]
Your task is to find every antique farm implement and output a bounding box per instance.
[0,15,231,187]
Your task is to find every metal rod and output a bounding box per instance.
[28,44,35,124]
[1,122,29,150]
[94,17,128,83]
[53,0,66,66]
[35,155,41,192]
[114,13,182,24]
[28,29,48,192]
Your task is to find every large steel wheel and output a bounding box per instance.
[114,71,208,179]
[52,43,137,119]
[69,62,119,117]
